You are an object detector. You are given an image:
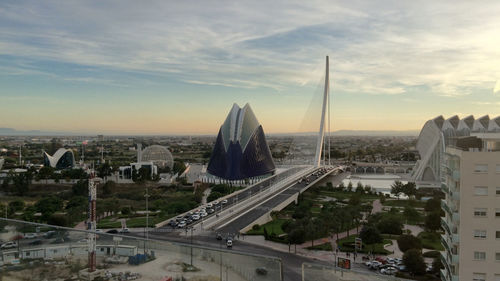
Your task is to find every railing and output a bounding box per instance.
[301,262,412,281]
[0,218,282,281]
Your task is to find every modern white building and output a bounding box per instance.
[42,148,76,169]
[440,132,500,281]
[412,115,500,187]
[137,144,174,169]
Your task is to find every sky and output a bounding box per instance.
[1,0,500,135]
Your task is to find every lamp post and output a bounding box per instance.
[190,227,194,266]
[144,187,150,254]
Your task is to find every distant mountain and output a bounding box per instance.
[0,128,68,136]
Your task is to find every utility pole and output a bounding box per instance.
[87,171,98,272]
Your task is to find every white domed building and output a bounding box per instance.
[137,144,174,169]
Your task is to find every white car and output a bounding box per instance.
[1,241,18,249]
[200,212,208,218]
[369,261,382,269]
[119,228,130,233]
[213,201,219,205]
[206,203,213,208]
[192,215,200,221]
[226,239,233,248]
[24,233,37,239]
[177,222,186,228]
[380,266,398,275]
[221,199,228,205]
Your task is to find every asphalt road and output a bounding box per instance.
[218,169,339,234]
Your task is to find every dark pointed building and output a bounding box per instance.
[207,103,275,180]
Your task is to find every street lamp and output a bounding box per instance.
[190,227,194,266]
[144,187,150,254]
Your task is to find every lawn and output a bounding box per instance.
[337,235,391,255]
[418,231,444,251]
[306,242,333,251]
[246,218,288,236]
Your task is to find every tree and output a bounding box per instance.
[397,234,422,253]
[337,182,345,190]
[11,172,31,196]
[403,206,421,223]
[8,200,25,213]
[97,163,112,179]
[359,225,382,244]
[35,197,63,220]
[355,182,364,193]
[288,228,306,253]
[402,182,417,198]
[390,181,404,199]
[48,214,69,227]
[101,181,115,196]
[425,211,441,232]
[403,249,426,275]
[38,166,54,183]
[425,197,441,213]
[72,180,88,196]
[376,215,403,235]
[173,160,186,175]
[347,182,353,192]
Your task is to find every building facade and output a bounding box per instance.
[441,134,500,281]
[43,148,75,169]
[207,103,275,180]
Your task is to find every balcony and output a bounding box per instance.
[441,234,451,253]
[451,233,459,244]
[451,189,460,200]
[441,217,451,235]
[452,170,460,181]
[442,199,452,216]
[441,183,449,193]
[452,212,460,223]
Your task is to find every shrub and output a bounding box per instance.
[252,224,260,231]
[397,234,422,253]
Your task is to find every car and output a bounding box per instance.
[24,233,37,239]
[1,241,18,249]
[95,229,103,233]
[226,239,233,248]
[200,212,207,218]
[207,208,215,214]
[176,216,183,222]
[206,203,213,208]
[106,229,119,234]
[43,231,57,239]
[29,240,43,246]
[221,199,228,205]
[168,220,178,227]
[364,261,373,267]
[397,265,407,272]
[192,215,200,220]
[213,201,219,205]
[255,267,268,276]
[186,219,193,224]
[119,228,130,233]
[380,266,398,275]
[78,238,88,243]
[177,222,186,228]
[369,261,382,269]
[51,238,65,244]
[216,233,222,240]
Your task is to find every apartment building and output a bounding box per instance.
[441,134,500,281]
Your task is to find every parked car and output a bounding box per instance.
[192,215,200,221]
[168,220,178,227]
[221,199,228,205]
[206,203,213,208]
[200,212,208,218]
[24,233,37,239]
[106,229,119,234]
[216,233,223,240]
[226,239,233,248]
[29,240,43,246]
[177,222,186,228]
[369,261,382,269]
[1,241,18,249]
[119,228,130,233]
[380,266,398,275]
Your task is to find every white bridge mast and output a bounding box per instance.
[314,56,330,167]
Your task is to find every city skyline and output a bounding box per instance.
[1,1,500,134]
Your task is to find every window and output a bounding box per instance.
[497,187,500,196]
[475,186,488,196]
[497,209,500,217]
[473,272,486,281]
[474,252,486,260]
[474,208,488,217]
[497,231,500,239]
[474,230,487,238]
[475,164,488,173]
[497,164,500,173]
[496,253,500,261]
[495,274,500,281]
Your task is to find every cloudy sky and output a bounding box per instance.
[1,0,500,134]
